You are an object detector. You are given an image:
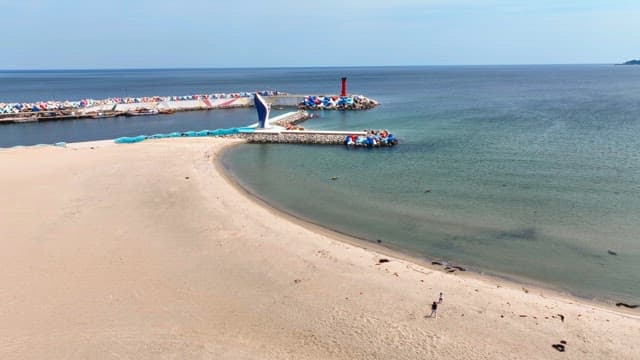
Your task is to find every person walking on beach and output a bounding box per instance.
[430,301,438,318]
[438,292,444,304]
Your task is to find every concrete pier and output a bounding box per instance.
[242,130,366,145]
[243,110,375,146]
[269,110,311,127]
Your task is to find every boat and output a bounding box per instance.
[344,131,397,147]
[90,111,125,119]
[1,115,39,123]
[125,108,159,116]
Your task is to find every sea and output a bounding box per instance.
[1,66,639,303]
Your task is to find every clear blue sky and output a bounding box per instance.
[1,0,638,69]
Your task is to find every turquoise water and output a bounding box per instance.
[221,66,640,303]
[2,66,639,303]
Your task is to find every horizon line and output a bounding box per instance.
[0,62,628,72]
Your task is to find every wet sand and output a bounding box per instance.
[0,138,638,359]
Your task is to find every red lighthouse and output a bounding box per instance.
[341,77,347,97]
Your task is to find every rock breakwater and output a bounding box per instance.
[242,131,365,145]
[298,95,378,110]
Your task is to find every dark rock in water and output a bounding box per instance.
[431,261,444,266]
[607,249,617,256]
[376,239,382,243]
[552,344,566,352]
[616,302,639,309]
[498,227,537,241]
[424,189,432,193]
[378,258,390,264]
[451,265,466,271]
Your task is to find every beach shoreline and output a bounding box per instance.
[5,137,630,313]
[0,137,638,359]
[216,142,640,317]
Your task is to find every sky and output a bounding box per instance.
[0,0,639,69]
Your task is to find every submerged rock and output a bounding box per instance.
[615,302,639,309]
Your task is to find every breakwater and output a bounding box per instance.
[0,91,285,124]
[269,110,311,128]
[298,95,378,110]
[0,90,284,115]
[243,130,367,145]
[114,129,369,146]
[0,92,378,125]
[109,109,397,147]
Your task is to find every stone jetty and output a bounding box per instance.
[269,110,311,128]
[0,92,378,125]
[242,130,367,145]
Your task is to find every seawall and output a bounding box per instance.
[0,94,378,125]
[242,130,366,145]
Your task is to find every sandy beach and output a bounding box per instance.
[0,137,638,359]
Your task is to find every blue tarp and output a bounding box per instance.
[113,127,255,144]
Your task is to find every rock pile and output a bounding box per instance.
[298,95,378,110]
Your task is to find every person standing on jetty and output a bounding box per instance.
[430,301,438,318]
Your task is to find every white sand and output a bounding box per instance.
[0,138,638,359]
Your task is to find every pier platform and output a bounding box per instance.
[242,130,367,145]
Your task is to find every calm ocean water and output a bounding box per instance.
[2,66,639,303]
